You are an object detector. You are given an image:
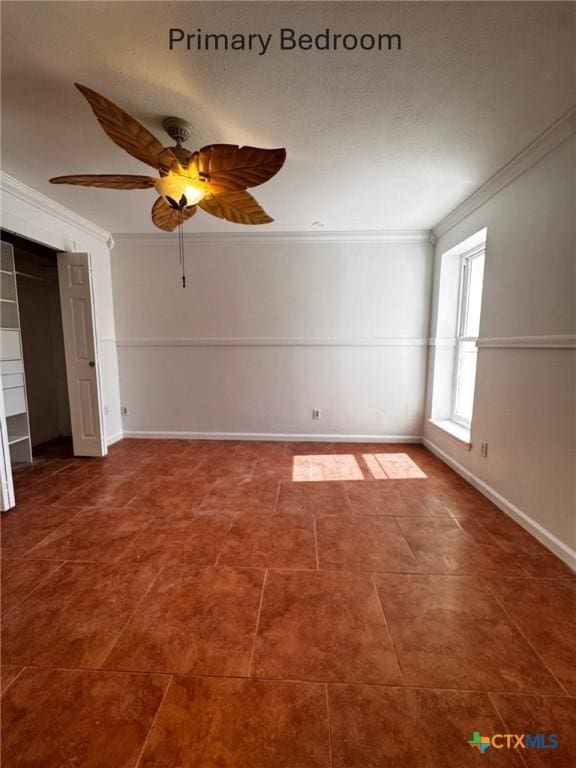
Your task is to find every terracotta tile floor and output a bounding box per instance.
[1,438,575,767]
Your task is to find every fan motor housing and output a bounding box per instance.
[163,117,192,145]
[162,117,193,167]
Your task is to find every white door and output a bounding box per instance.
[58,252,106,457]
[0,386,16,510]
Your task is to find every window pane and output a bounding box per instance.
[463,254,485,337]
[454,341,478,424]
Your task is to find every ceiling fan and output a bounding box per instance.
[50,84,286,234]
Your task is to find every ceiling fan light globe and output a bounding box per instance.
[182,184,204,206]
[154,175,204,209]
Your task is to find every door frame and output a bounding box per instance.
[0,235,107,509]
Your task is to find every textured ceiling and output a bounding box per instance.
[1,1,574,234]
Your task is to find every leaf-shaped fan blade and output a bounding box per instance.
[191,145,286,193]
[199,191,273,225]
[50,174,156,189]
[75,83,177,171]
[151,197,197,232]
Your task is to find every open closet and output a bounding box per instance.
[1,232,71,467]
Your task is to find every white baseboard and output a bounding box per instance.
[423,438,576,572]
[122,430,422,444]
[106,432,124,446]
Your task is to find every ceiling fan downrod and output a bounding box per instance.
[162,117,194,165]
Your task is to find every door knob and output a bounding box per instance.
[89,361,95,367]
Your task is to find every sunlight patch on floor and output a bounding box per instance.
[364,453,427,479]
[362,453,387,479]
[292,454,364,482]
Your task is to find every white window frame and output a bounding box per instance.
[451,245,485,428]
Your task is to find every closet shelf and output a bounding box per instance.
[1,239,32,466]
[8,434,29,445]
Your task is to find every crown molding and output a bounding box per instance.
[7,105,573,250]
[112,229,432,245]
[433,107,576,240]
[0,171,112,246]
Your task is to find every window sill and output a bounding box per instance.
[428,419,471,449]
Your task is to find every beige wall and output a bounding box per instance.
[111,236,433,439]
[424,135,576,562]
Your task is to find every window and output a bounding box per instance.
[428,228,487,446]
[452,246,485,427]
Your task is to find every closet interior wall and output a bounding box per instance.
[13,242,71,448]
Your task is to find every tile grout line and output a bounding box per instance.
[16,472,92,507]
[45,472,111,506]
[123,490,185,546]
[273,479,282,512]
[324,683,335,768]
[4,553,572,580]
[473,519,532,577]
[97,564,168,669]
[66,559,576,578]
[52,462,160,509]
[15,502,153,564]
[2,560,68,619]
[391,514,540,577]
[247,568,268,678]
[132,674,174,768]
[103,517,155,565]
[312,516,320,570]
[482,578,570,697]
[7,664,174,679]
[487,692,530,768]
[370,573,407,685]
[0,665,27,696]
[15,458,85,487]
[10,662,576,698]
[214,511,238,566]
[389,516,422,573]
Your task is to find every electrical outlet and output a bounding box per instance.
[121,406,128,416]
[104,404,110,416]
[481,441,488,458]
[312,408,321,420]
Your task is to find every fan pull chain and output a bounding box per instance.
[178,212,186,288]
